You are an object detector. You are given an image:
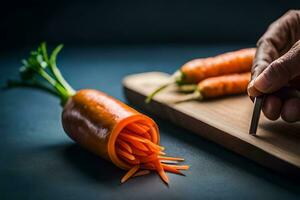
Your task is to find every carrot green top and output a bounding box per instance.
[7,43,75,105]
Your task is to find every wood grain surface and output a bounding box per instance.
[123,72,300,177]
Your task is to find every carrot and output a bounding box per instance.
[126,123,148,134]
[162,164,184,175]
[121,165,140,183]
[154,160,169,184]
[8,43,189,186]
[133,170,151,177]
[131,146,149,156]
[176,72,251,103]
[117,148,136,161]
[146,48,255,103]
[162,164,190,170]
[158,156,185,162]
[117,140,133,154]
[180,48,255,83]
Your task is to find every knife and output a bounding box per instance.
[249,96,264,135]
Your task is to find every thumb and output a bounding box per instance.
[254,41,300,94]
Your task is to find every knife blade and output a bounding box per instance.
[249,96,264,135]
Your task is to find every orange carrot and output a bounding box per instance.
[133,170,151,177]
[116,123,188,185]
[162,164,190,170]
[116,149,136,161]
[162,164,184,175]
[180,48,255,83]
[121,165,140,183]
[159,156,185,162]
[146,48,255,103]
[117,140,133,154]
[126,123,148,134]
[176,72,251,102]
[154,160,169,184]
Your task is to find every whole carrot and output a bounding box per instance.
[146,48,255,103]
[176,72,251,102]
[7,43,188,185]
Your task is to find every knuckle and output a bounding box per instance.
[269,59,291,81]
[286,10,298,16]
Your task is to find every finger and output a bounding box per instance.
[262,95,282,120]
[254,40,300,94]
[248,10,300,97]
[281,97,300,122]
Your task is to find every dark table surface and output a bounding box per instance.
[1,45,300,200]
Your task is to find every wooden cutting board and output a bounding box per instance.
[123,72,300,177]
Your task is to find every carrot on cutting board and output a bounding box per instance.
[7,43,189,185]
[146,48,255,103]
[176,72,251,103]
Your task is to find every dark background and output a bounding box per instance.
[1,0,299,50]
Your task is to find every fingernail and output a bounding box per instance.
[254,73,272,93]
[247,80,261,97]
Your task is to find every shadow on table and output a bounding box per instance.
[41,142,123,184]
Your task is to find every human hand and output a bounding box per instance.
[247,10,300,122]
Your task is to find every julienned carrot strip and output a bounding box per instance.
[133,170,151,177]
[159,151,166,155]
[154,160,169,184]
[162,164,190,170]
[116,148,136,161]
[146,140,164,151]
[160,160,179,164]
[118,134,149,151]
[162,164,184,175]
[119,132,147,143]
[143,131,152,140]
[131,146,149,156]
[117,140,133,154]
[121,157,140,165]
[121,165,140,183]
[158,156,184,162]
[126,123,148,134]
[136,123,150,132]
[139,154,158,163]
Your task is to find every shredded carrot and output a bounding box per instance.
[154,160,169,184]
[131,146,149,156]
[121,157,140,165]
[116,149,136,161]
[133,170,151,177]
[162,164,190,170]
[119,132,147,143]
[146,140,164,151]
[116,123,188,184]
[117,139,133,153]
[143,131,152,140]
[158,156,184,162]
[162,164,184,175]
[126,123,148,134]
[139,154,158,163]
[136,123,150,132]
[119,135,149,151]
[121,165,140,183]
